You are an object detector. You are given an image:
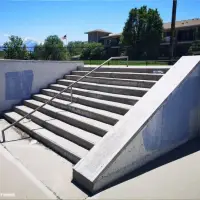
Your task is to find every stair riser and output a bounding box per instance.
[4,114,80,164]
[15,108,94,150]
[50,85,137,105]
[57,80,147,97]
[71,72,162,81]
[65,76,155,88]
[42,90,129,115]
[33,95,118,125]
[24,101,106,137]
[77,66,169,73]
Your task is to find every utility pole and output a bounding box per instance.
[169,0,177,64]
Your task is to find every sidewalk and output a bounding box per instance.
[0,145,57,200]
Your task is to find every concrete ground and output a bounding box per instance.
[2,141,87,200]
[0,120,87,200]
[0,145,57,200]
[0,120,199,200]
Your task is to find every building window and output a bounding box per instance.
[166,31,170,37]
[106,40,110,45]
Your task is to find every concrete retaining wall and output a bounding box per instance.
[0,59,83,114]
[73,56,200,193]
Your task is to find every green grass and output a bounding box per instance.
[82,60,169,66]
[0,51,4,59]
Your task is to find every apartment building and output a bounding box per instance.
[85,18,200,53]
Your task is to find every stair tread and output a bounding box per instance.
[15,105,101,146]
[51,84,140,101]
[25,99,112,133]
[73,71,164,76]
[58,79,149,91]
[43,88,132,111]
[77,66,169,73]
[34,94,122,121]
[5,112,88,159]
[66,75,157,83]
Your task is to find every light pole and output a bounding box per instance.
[169,0,177,64]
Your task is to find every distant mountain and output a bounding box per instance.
[0,46,4,51]
[0,39,39,52]
[24,39,38,52]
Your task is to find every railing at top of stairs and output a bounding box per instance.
[0,56,129,143]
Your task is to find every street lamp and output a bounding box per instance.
[169,0,177,63]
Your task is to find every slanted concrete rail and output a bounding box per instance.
[73,56,200,193]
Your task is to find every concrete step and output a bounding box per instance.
[77,66,170,73]
[50,84,139,105]
[65,75,156,88]
[33,94,122,125]
[4,112,88,164]
[24,99,111,137]
[57,79,148,97]
[72,71,163,81]
[42,89,131,115]
[14,105,101,150]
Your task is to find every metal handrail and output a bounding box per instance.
[1,56,128,143]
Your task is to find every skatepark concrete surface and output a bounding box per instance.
[0,133,199,200]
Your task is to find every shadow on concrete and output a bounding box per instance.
[74,137,200,196]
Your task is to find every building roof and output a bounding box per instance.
[85,29,112,34]
[85,18,200,37]
[163,18,200,30]
[101,33,122,39]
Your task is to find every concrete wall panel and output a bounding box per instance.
[0,59,83,114]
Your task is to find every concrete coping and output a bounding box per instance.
[0,59,83,64]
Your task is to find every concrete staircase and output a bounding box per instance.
[2,66,169,165]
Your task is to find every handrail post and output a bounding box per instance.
[1,130,5,143]
[71,87,73,103]
[127,56,129,67]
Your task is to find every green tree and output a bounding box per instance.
[34,35,67,60]
[67,41,85,57]
[80,42,104,60]
[90,45,105,60]
[21,45,30,60]
[33,44,45,60]
[121,6,163,59]
[3,35,30,60]
[188,40,200,55]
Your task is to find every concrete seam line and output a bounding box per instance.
[0,144,58,200]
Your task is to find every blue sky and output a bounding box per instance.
[1,0,200,45]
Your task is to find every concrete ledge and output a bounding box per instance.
[73,56,200,193]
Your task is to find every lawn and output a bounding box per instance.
[82,60,169,66]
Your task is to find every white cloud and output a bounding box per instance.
[3,33,10,37]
